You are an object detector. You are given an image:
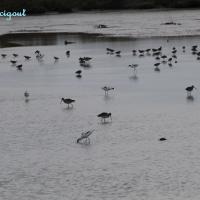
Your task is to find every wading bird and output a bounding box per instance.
[13,53,18,57]
[97,112,112,123]
[16,64,22,71]
[185,85,196,97]
[102,86,114,95]
[77,130,95,144]
[129,64,138,71]
[24,56,31,60]
[60,98,75,108]
[10,60,17,65]
[1,54,7,58]
[24,91,29,98]
[75,70,82,78]
[66,51,70,56]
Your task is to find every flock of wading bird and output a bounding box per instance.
[1,41,199,144]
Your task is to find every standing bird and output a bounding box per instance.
[75,70,82,78]
[24,56,31,60]
[60,98,75,108]
[13,53,18,58]
[129,64,138,71]
[185,85,196,97]
[97,112,112,123]
[77,130,95,144]
[102,86,114,95]
[24,91,29,98]
[54,57,59,62]
[75,70,82,75]
[10,60,17,65]
[16,64,23,71]
[115,51,121,56]
[1,54,7,58]
[66,51,70,56]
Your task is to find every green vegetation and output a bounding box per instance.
[1,0,200,14]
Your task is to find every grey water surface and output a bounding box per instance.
[1,20,200,200]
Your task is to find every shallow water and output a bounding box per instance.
[1,33,200,199]
[1,9,200,38]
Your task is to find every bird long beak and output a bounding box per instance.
[60,99,62,104]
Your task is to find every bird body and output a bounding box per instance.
[24,91,29,98]
[10,60,17,64]
[16,64,22,70]
[102,86,114,95]
[129,64,138,69]
[13,53,18,57]
[115,51,121,55]
[64,40,75,45]
[66,51,70,56]
[60,98,75,107]
[75,70,82,74]
[24,56,31,60]
[185,85,196,96]
[97,112,112,122]
[154,63,160,67]
[1,54,7,58]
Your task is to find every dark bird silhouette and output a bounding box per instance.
[16,64,22,71]
[132,50,137,55]
[155,56,160,60]
[1,54,7,58]
[168,58,172,62]
[10,60,17,65]
[154,66,160,72]
[13,53,18,57]
[185,85,196,96]
[75,70,82,75]
[154,63,160,67]
[24,56,31,60]
[107,48,115,54]
[115,51,121,56]
[102,86,114,95]
[129,64,139,72]
[24,91,29,98]
[64,40,75,45]
[161,55,167,60]
[54,57,59,61]
[159,137,167,141]
[76,74,82,78]
[172,55,177,59]
[60,98,75,107]
[66,51,70,56]
[97,112,112,123]
[35,50,40,54]
[75,70,82,78]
